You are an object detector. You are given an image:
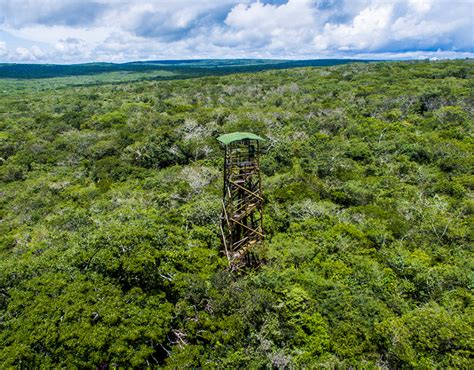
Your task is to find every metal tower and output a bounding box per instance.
[217,132,265,267]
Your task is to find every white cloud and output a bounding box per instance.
[54,37,91,61]
[0,41,7,57]
[14,47,35,61]
[0,40,49,62]
[0,0,472,62]
[315,4,394,51]
[0,0,109,28]
[313,0,473,53]
[30,45,46,59]
[408,0,433,14]
[2,24,112,45]
[220,0,316,51]
[225,0,314,30]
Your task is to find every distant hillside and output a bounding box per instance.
[0,59,371,79]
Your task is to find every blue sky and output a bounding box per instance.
[0,0,473,63]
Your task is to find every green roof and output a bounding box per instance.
[217,132,265,145]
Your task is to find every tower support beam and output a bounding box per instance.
[217,132,265,268]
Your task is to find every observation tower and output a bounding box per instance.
[217,132,265,267]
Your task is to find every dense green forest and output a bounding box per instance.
[0,60,473,367]
[0,59,366,80]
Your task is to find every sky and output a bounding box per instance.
[0,0,473,63]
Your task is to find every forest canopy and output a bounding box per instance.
[0,60,473,367]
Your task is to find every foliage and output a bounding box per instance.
[0,60,473,367]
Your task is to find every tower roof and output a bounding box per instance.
[217,132,265,145]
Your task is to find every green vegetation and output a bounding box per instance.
[0,58,367,81]
[0,70,179,94]
[0,60,473,367]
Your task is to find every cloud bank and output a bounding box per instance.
[0,0,472,63]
